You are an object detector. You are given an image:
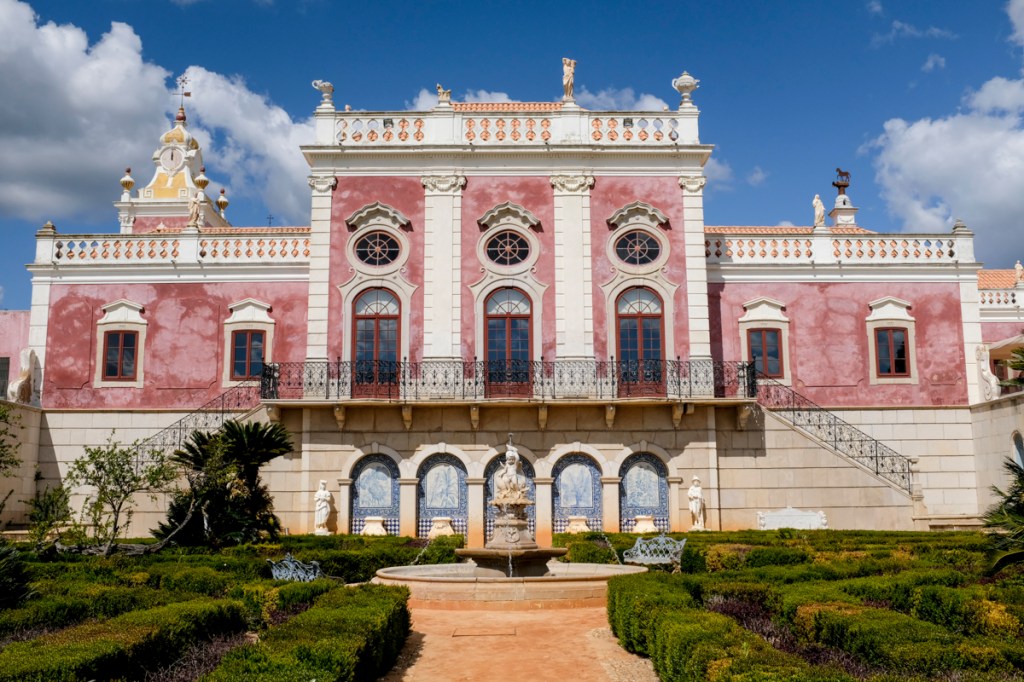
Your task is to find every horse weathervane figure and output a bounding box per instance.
[833,167,851,195]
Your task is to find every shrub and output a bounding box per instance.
[0,599,246,681]
[0,542,32,610]
[205,584,409,682]
[745,546,811,568]
[704,544,752,572]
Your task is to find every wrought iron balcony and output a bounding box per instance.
[260,358,756,402]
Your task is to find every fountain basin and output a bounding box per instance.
[454,547,568,577]
[373,560,647,610]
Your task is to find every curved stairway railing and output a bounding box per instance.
[755,374,912,494]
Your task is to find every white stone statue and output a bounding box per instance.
[313,480,332,535]
[562,57,576,101]
[688,475,705,530]
[494,435,529,504]
[1016,260,1023,282]
[186,194,201,228]
[436,83,451,104]
[812,194,825,227]
[6,348,35,404]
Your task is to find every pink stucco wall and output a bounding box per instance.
[328,177,425,362]
[981,321,1024,343]
[589,177,688,359]
[709,281,968,406]
[131,216,189,233]
[0,311,30,363]
[42,282,308,409]
[460,176,556,360]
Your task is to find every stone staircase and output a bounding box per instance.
[754,376,914,494]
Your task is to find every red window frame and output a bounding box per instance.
[875,327,910,377]
[615,288,665,363]
[352,288,401,397]
[747,328,784,379]
[484,287,533,397]
[102,330,138,381]
[231,330,265,380]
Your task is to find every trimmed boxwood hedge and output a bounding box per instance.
[0,598,246,681]
[205,583,409,682]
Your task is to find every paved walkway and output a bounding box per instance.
[380,606,658,682]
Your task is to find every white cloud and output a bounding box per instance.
[0,286,5,307]
[776,220,796,227]
[0,0,313,228]
[866,0,883,15]
[575,86,668,111]
[0,0,171,223]
[1009,0,1024,46]
[180,66,313,226]
[406,88,438,110]
[871,20,957,46]
[921,53,946,72]
[967,76,1024,112]
[462,89,514,103]
[746,166,767,186]
[704,157,734,191]
[406,87,515,111]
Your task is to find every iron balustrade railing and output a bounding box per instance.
[261,358,757,402]
[135,380,262,467]
[755,375,912,493]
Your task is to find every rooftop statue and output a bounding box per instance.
[813,194,825,227]
[562,57,576,101]
[311,80,334,105]
[436,83,452,105]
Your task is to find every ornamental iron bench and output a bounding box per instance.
[623,533,686,572]
[267,553,324,582]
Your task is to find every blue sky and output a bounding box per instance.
[1,0,1023,310]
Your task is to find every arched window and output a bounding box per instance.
[350,454,400,535]
[484,288,532,396]
[552,454,602,532]
[616,287,665,395]
[417,454,468,538]
[353,289,400,397]
[618,453,669,532]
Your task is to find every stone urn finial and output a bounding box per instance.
[672,71,699,107]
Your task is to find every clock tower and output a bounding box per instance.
[114,105,231,234]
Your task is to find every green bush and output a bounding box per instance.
[701,581,782,614]
[0,598,246,681]
[205,584,410,682]
[744,546,811,568]
[151,565,230,595]
[0,542,32,610]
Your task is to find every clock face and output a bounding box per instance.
[159,147,183,171]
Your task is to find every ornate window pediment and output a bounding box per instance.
[739,297,788,324]
[345,201,411,232]
[226,298,273,324]
[607,201,669,231]
[867,297,914,322]
[99,299,146,325]
[477,202,541,232]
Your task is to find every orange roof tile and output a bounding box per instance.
[978,269,1017,289]
[704,225,874,235]
[452,102,566,113]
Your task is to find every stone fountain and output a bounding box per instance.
[452,436,567,577]
[374,435,645,609]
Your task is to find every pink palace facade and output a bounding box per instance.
[1,72,1023,543]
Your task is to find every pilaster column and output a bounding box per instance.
[680,175,711,360]
[422,175,466,360]
[533,477,553,546]
[466,477,486,547]
[399,478,419,538]
[601,476,621,532]
[305,175,337,361]
[336,478,352,534]
[551,175,595,360]
[667,476,683,532]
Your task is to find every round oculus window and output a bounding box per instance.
[485,231,530,266]
[615,230,661,266]
[355,231,400,266]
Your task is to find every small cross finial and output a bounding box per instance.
[266,213,274,227]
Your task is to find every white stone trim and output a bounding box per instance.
[552,175,595,359]
[336,277,417,363]
[468,276,547,366]
[410,442,473,475]
[866,297,917,385]
[609,440,673,473]
[546,441,608,476]
[738,297,791,385]
[341,442,405,479]
[477,201,541,232]
[345,201,411,233]
[93,300,147,389]
[599,274,679,361]
[422,176,465,359]
[606,201,669,231]
[221,299,275,387]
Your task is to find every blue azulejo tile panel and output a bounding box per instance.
[350,454,401,534]
[618,452,669,532]
[416,454,468,538]
[552,453,603,532]
[484,455,536,540]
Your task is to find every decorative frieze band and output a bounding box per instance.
[421,175,467,194]
[550,174,595,194]
[679,175,706,194]
[307,175,338,194]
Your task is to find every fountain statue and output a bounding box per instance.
[374,433,645,607]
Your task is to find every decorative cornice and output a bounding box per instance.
[345,201,412,232]
[607,201,670,231]
[421,175,466,194]
[477,201,541,232]
[549,174,594,194]
[307,175,338,194]
[679,175,706,193]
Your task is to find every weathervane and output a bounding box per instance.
[176,74,192,108]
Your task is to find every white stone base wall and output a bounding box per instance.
[716,407,915,530]
[970,393,1024,514]
[0,402,41,528]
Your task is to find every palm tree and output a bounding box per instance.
[154,420,293,546]
[983,456,1024,574]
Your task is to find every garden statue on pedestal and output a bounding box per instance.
[313,480,332,536]
[688,475,706,530]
